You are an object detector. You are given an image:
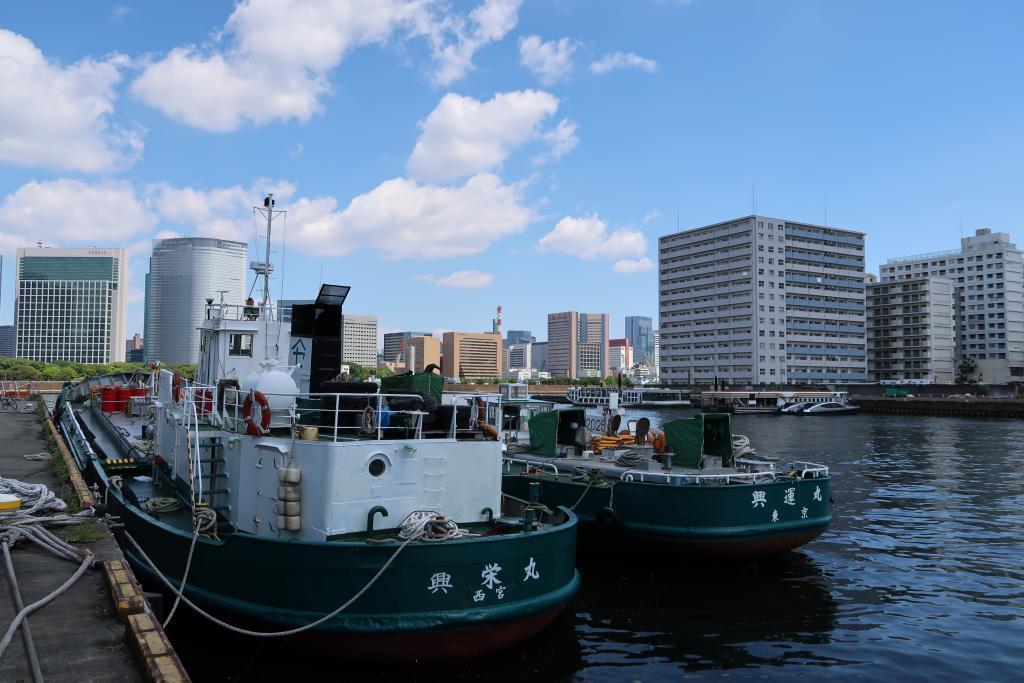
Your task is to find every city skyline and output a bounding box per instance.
[2,2,1024,343]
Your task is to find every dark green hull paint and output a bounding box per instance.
[503,470,830,558]
[60,407,580,660]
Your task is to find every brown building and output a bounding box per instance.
[405,335,441,373]
[547,311,610,379]
[441,332,502,380]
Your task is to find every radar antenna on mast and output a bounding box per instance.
[252,194,284,309]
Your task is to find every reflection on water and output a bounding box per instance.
[170,413,1024,681]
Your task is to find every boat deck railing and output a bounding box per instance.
[212,388,504,442]
[504,455,828,486]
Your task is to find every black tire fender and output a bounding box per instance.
[596,507,620,527]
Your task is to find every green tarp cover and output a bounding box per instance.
[528,410,559,456]
[663,413,733,469]
[380,367,443,405]
[527,408,587,456]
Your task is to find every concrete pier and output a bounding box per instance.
[0,407,187,681]
[852,396,1024,418]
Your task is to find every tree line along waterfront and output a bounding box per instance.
[0,358,197,382]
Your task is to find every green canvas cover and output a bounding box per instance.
[663,413,733,469]
[380,365,443,405]
[528,410,559,456]
[527,408,587,456]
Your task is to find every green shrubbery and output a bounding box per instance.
[0,358,196,381]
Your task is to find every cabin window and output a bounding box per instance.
[229,333,254,356]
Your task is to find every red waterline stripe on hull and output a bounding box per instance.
[295,603,569,661]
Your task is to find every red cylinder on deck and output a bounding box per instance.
[197,389,212,414]
[101,386,117,413]
[115,386,130,413]
[130,387,148,398]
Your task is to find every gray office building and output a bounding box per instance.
[0,325,14,357]
[880,228,1024,383]
[625,316,654,366]
[505,330,535,345]
[145,237,248,365]
[659,215,867,386]
[16,247,128,363]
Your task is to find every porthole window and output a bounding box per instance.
[368,458,386,477]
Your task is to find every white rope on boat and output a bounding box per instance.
[398,510,477,542]
[124,522,426,638]
[163,507,218,629]
[732,434,756,458]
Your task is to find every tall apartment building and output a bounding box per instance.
[16,247,128,363]
[146,238,248,365]
[659,216,867,386]
[652,330,660,378]
[383,331,432,364]
[547,311,610,379]
[867,277,955,382]
[441,332,502,380]
[404,335,440,373]
[609,338,633,373]
[880,229,1024,383]
[341,314,378,367]
[625,316,654,366]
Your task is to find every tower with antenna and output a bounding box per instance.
[492,305,503,336]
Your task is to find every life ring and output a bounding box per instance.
[242,390,271,436]
[651,430,667,455]
[172,372,183,402]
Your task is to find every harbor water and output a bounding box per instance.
[168,412,1024,681]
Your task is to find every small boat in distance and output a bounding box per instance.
[701,390,849,415]
[794,401,859,416]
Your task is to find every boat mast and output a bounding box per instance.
[252,194,284,309]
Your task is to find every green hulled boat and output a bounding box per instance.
[54,199,578,660]
[494,386,830,557]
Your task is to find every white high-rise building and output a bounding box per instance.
[342,314,378,367]
[880,228,1024,383]
[145,238,248,365]
[659,216,867,386]
[15,246,128,363]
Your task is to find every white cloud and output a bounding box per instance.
[590,51,658,75]
[0,29,142,171]
[407,90,564,183]
[537,215,650,271]
[434,270,494,288]
[613,257,654,273]
[132,0,521,131]
[430,0,522,86]
[288,173,533,259]
[535,118,578,164]
[518,35,577,85]
[146,179,295,240]
[0,179,156,252]
[643,209,662,224]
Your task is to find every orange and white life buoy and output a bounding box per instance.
[651,429,667,455]
[172,372,183,402]
[242,390,271,436]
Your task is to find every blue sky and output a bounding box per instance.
[1,0,1022,345]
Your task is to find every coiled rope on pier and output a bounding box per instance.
[0,477,95,665]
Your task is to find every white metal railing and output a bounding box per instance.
[220,388,446,441]
[504,455,828,486]
[205,302,275,322]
